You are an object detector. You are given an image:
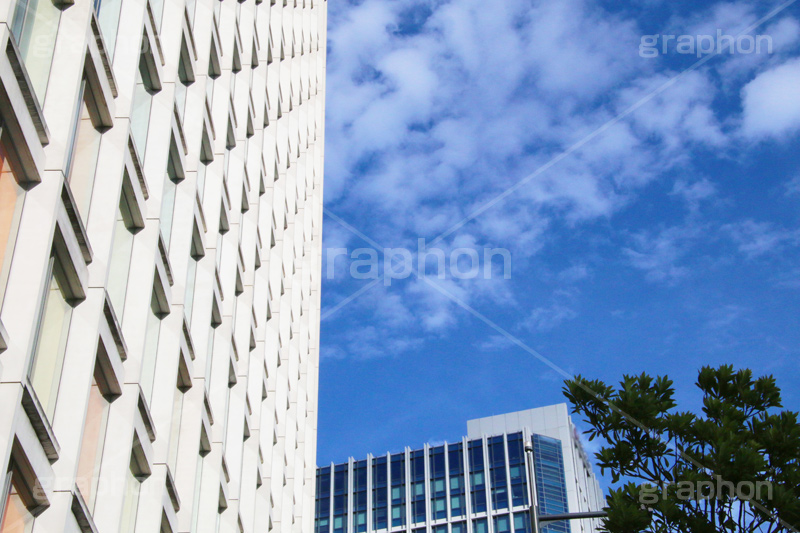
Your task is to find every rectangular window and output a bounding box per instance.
[119,458,142,533]
[532,436,569,533]
[130,53,155,158]
[190,452,205,533]
[468,441,486,514]
[372,457,387,531]
[160,167,178,250]
[451,523,466,533]
[11,0,60,104]
[167,376,186,473]
[390,455,405,527]
[429,447,446,519]
[1,473,34,533]
[507,434,528,508]
[472,519,488,533]
[75,362,111,512]
[184,255,198,325]
[489,437,508,511]
[66,80,104,226]
[513,514,530,533]
[410,451,425,524]
[29,257,74,420]
[96,0,123,59]
[141,288,164,402]
[494,515,510,533]
[175,41,193,123]
[107,176,138,318]
[0,137,25,309]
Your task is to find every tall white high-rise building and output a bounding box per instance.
[0,1,326,533]
[316,405,604,533]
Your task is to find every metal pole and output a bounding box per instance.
[524,444,541,533]
[538,511,608,523]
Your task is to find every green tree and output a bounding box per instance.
[563,365,800,533]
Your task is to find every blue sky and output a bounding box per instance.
[315,0,800,485]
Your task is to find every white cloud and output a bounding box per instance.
[786,175,800,196]
[623,224,703,284]
[557,264,592,283]
[741,58,800,139]
[723,219,799,258]
[521,289,579,332]
[671,178,717,211]
[323,0,797,350]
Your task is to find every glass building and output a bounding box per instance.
[316,405,604,533]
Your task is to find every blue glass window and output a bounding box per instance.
[373,457,388,530]
[391,455,406,527]
[532,435,569,533]
[514,514,531,533]
[494,515,511,533]
[353,460,368,533]
[429,446,447,520]
[451,522,467,533]
[507,434,528,508]
[333,465,348,533]
[472,518,488,533]
[469,440,487,513]
[489,436,508,511]
[448,443,466,518]
[315,467,331,533]
[411,450,426,523]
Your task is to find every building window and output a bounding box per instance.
[96,0,123,59]
[332,465,347,533]
[29,255,75,420]
[1,473,34,533]
[451,523,466,533]
[130,51,157,158]
[352,461,367,533]
[107,173,140,319]
[494,515,510,533]
[184,224,203,326]
[429,447,446,520]
[315,467,331,533]
[160,155,180,250]
[371,457,387,531]
[390,455,405,527]
[468,441,486,514]
[175,39,194,123]
[410,451,425,524]
[472,519,488,533]
[513,514,530,533]
[10,0,61,104]
[0,133,25,309]
[75,358,113,512]
[448,444,465,518]
[65,79,105,226]
[507,434,528,508]
[167,376,186,474]
[119,457,143,533]
[489,436,508,511]
[141,287,165,402]
[532,436,569,533]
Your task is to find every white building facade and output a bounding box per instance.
[0,0,326,533]
[316,405,604,533]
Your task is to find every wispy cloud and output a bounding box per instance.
[521,289,580,332]
[623,223,704,284]
[723,219,799,258]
